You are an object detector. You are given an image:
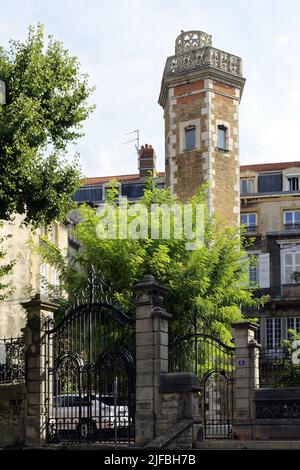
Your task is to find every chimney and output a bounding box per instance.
[138,144,157,179]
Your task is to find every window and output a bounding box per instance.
[184,126,196,149]
[288,177,300,191]
[217,125,227,150]
[51,269,60,287]
[241,178,255,194]
[258,253,270,288]
[122,183,146,199]
[72,187,103,203]
[266,318,282,349]
[39,263,49,294]
[40,226,47,237]
[51,222,58,245]
[241,213,257,228]
[249,255,259,285]
[287,317,300,338]
[284,210,300,228]
[104,186,119,202]
[283,251,300,283]
[255,320,261,344]
[258,172,282,193]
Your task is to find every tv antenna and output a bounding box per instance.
[123,129,140,152]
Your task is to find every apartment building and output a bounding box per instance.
[240,161,300,349]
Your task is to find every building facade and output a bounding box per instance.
[0,218,68,337]
[240,161,300,350]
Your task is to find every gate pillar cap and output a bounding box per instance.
[21,293,60,313]
[133,275,170,294]
[232,321,258,331]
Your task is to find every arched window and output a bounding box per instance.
[185,126,196,150]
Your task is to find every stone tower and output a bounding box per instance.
[159,30,245,225]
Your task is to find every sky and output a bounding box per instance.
[0,0,300,177]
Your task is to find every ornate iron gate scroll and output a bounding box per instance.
[170,333,235,439]
[44,302,135,444]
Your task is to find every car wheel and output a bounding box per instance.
[77,419,96,440]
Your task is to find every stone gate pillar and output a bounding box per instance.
[133,275,171,446]
[22,294,59,447]
[232,321,260,440]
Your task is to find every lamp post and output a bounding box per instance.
[0,78,6,104]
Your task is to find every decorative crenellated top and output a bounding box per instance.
[164,46,243,77]
[175,30,212,55]
[159,29,245,107]
[162,29,243,80]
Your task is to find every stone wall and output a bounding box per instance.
[252,387,300,440]
[155,390,200,450]
[157,392,181,435]
[0,383,26,447]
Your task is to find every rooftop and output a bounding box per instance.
[83,172,165,186]
[240,161,300,173]
[82,161,300,187]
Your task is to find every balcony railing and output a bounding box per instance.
[244,225,258,234]
[284,223,300,231]
[250,284,300,301]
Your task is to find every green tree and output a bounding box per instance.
[37,181,265,343]
[0,225,16,301]
[0,24,95,226]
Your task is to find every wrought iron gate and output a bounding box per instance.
[44,302,135,444]
[169,332,235,439]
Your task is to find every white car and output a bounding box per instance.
[51,394,129,439]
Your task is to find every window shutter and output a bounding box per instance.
[259,253,270,288]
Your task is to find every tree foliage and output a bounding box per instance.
[0,225,16,301]
[0,24,95,226]
[37,181,265,343]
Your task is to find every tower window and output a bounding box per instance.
[217,125,227,150]
[184,126,196,150]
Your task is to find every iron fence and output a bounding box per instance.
[259,346,300,388]
[0,336,25,383]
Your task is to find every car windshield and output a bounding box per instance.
[53,394,127,407]
[95,396,126,407]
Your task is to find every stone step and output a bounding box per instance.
[194,440,300,450]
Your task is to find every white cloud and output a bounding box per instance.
[275,34,289,46]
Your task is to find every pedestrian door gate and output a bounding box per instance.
[170,333,235,439]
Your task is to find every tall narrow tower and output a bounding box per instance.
[159,30,245,225]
